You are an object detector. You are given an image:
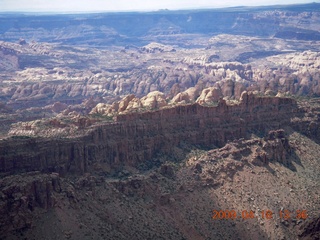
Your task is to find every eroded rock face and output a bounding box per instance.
[196,87,222,105]
[171,91,192,104]
[90,91,168,116]
[1,94,298,175]
[1,40,320,113]
[0,7,319,239]
[0,94,318,240]
[140,91,167,109]
[1,126,319,239]
[141,42,176,53]
[187,129,294,187]
[0,45,19,71]
[0,172,61,235]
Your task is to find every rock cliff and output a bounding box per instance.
[0,93,298,175]
[0,172,61,234]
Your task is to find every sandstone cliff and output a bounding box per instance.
[0,93,298,175]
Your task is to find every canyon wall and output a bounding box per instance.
[0,172,61,233]
[0,93,298,175]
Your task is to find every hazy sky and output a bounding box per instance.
[0,0,317,12]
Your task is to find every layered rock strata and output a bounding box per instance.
[0,93,298,175]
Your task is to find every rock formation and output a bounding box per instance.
[0,5,319,239]
[141,42,176,53]
[0,172,61,235]
[90,91,168,116]
[0,45,19,70]
[0,93,298,175]
[196,87,222,105]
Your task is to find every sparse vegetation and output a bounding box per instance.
[0,4,320,240]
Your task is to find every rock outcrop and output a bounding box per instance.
[0,93,298,175]
[0,45,19,70]
[90,91,168,116]
[141,42,176,53]
[171,87,200,104]
[0,172,61,235]
[186,129,293,188]
[1,40,320,113]
[196,87,222,105]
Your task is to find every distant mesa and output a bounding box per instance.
[141,42,176,53]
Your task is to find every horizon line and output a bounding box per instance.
[0,2,318,15]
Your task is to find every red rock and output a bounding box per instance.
[0,94,298,175]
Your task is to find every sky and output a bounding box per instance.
[0,0,317,12]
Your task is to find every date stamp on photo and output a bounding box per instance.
[212,209,308,220]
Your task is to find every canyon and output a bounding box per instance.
[0,3,320,240]
[1,92,320,239]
